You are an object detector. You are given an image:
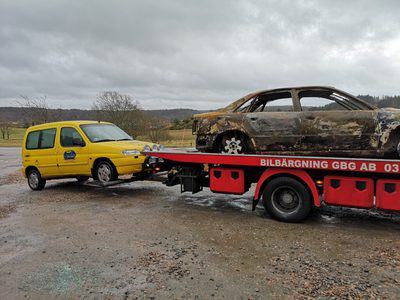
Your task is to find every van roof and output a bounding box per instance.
[26,120,112,131]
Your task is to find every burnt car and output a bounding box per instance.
[192,86,400,158]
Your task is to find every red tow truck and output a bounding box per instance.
[146,150,400,222]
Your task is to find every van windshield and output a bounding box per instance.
[80,124,132,143]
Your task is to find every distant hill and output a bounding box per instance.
[143,109,207,120]
[0,107,207,124]
[1,94,399,125]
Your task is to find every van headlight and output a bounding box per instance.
[122,150,141,156]
[152,144,158,151]
[143,145,151,152]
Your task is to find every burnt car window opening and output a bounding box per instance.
[263,97,293,112]
[298,89,362,111]
[80,123,132,143]
[236,96,258,112]
[238,91,293,112]
[300,96,348,111]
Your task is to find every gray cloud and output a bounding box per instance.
[0,0,400,109]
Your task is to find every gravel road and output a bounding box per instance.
[0,147,399,299]
[0,147,21,178]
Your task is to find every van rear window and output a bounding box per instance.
[26,131,40,149]
[26,128,56,149]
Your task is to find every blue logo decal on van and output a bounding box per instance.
[64,150,76,160]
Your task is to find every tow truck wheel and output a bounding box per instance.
[397,141,400,157]
[95,161,117,184]
[27,168,46,191]
[262,177,312,222]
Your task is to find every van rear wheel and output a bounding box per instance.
[76,176,89,182]
[27,169,46,191]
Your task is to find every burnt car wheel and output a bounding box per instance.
[219,134,252,154]
[222,136,243,154]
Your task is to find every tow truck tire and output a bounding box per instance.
[262,177,312,222]
[397,141,400,158]
[27,168,46,191]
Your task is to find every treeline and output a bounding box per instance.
[0,92,206,142]
[0,92,172,143]
[358,95,400,108]
[308,94,400,111]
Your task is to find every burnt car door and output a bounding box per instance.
[242,90,302,151]
[297,88,378,154]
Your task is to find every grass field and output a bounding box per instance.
[0,127,25,147]
[161,128,195,148]
[0,127,195,148]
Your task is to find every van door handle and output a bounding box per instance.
[25,154,30,157]
[250,117,258,121]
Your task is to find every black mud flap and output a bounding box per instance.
[252,197,259,211]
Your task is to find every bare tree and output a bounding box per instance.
[0,124,5,139]
[146,116,170,143]
[18,96,51,125]
[0,122,11,140]
[93,91,146,137]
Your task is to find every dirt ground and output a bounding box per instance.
[1,148,400,299]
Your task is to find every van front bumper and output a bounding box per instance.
[112,155,164,175]
[112,156,146,175]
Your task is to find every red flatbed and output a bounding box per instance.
[147,150,400,175]
[146,150,400,222]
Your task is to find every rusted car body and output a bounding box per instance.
[192,86,400,158]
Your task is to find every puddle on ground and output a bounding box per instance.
[168,189,400,230]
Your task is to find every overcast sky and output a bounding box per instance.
[0,0,400,110]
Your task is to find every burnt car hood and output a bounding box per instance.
[193,91,264,119]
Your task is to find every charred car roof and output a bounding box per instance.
[219,86,377,113]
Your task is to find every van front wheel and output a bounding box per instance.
[27,169,46,191]
[95,161,117,184]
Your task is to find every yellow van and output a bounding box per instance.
[22,121,161,190]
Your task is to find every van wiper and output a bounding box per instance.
[93,139,115,143]
[117,138,133,141]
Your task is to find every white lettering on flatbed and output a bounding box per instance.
[261,158,329,169]
[260,157,399,174]
[384,163,399,173]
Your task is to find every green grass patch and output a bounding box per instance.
[161,129,195,148]
[0,127,25,147]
